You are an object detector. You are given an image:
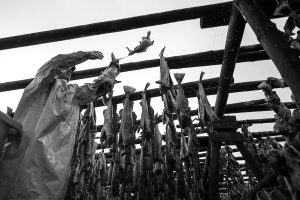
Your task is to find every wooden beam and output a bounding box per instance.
[238,118,275,125]
[209,9,245,199]
[234,0,300,102]
[214,5,245,117]
[0,45,266,93]
[0,2,234,50]
[209,141,221,200]
[200,0,300,28]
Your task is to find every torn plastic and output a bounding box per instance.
[0,51,119,200]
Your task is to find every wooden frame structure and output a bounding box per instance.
[1,0,300,199]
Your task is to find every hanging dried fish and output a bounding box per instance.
[93,53,121,97]
[176,157,187,200]
[197,72,218,125]
[137,147,145,200]
[139,82,154,138]
[153,122,163,175]
[102,90,120,148]
[65,103,97,200]
[156,47,176,113]
[126,31,154,56]
[180,132,188,161]
[111,151,121,197]
[120,85,136,147]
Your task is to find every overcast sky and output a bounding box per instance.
[0,0,291,132]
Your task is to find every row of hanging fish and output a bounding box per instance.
[64,46,221,200]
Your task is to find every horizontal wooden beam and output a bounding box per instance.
[0,2,235,50]
[0,44,265,93]
[200,0,300,28]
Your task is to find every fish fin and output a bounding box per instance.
[111,52,116,61]
[147,31,151,38]
[155,80,162,85]
[174,73,185,84]
[123,85,136,95]
[159,47,166,58]
[114,79,121,84]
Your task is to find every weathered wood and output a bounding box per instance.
[214,5,245,117]
[0,46,267,93]
[209,141,221,200]
[0,2,234,50]
[200,0,300,28]
[212,116,241,131]
[236,142,264,180]
[183,117,276,129]
[210,131,244,142]
[238,117,275,125]
[234,0,300,102]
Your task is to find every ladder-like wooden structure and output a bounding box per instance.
[1,0,300,199]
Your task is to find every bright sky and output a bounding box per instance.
[0,0,292,133]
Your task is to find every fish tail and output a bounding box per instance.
[123,85,136,95]
[159,47,166,58]
[199,71,205,82]
[174,73,185,84]
[144,82,150,92]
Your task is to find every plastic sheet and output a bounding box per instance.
[0,51,116,200]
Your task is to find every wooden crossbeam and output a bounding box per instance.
[200,0,300,28]
[0,45,265,93]
[0,2,236,50]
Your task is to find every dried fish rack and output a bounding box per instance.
[1,0,300,199]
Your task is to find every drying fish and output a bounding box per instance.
[102,90,119,148]
[111,152,120,196]
[133,155,139,192]
[139,82,154,138]
[138,147,145,200]
[156,47,176,113]
[93,53,121,97]
[107,161,113,186]
[180,132,189,160]
[176,158,187,200]
[197,72,218,124]
[153,122,163,175]
[273,0,291,17]
[156,47,171,89]
[120,85,136,147]
[126,31,154,56]
[174,73,191,128]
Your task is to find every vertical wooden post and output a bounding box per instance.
[234,0,300,101]
[208,141,221,200]
[208,6,246,200]
[214,6,246,116]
